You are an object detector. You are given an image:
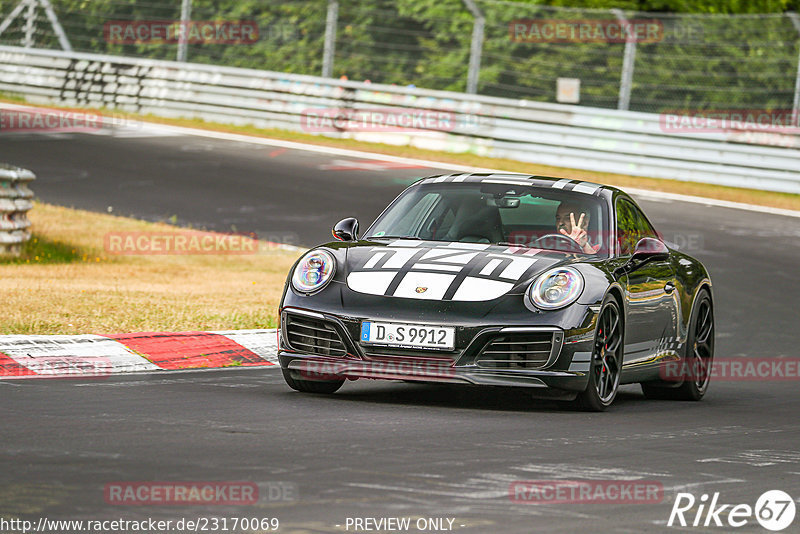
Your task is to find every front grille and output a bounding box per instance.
[475,333,554,370]
[284,314,348,357]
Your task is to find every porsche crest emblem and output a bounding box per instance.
[415,286,428,293]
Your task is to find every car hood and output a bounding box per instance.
[341,239,579,302]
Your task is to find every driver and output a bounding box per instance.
[555,202,601,254]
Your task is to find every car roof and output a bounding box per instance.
[413,173,623,200]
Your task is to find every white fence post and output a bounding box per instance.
[613,9,636,111]
[462,0,484,94]
[322,0,339,78]
[788,12,800,122]
[177,0,192,62]
[23,0,34,48]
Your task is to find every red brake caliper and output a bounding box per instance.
[598,328,606,373]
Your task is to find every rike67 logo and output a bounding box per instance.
[668,490,796,531]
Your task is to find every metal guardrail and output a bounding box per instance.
[1,45,800,194]
[0,162,35,255]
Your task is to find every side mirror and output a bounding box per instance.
[631,237,669,262]
[614,237,669,277]
[332,217,359,242]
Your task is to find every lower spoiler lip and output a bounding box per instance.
[282,353,583,389]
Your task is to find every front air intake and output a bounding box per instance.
[284,314,347,357]
[475,332,555,370]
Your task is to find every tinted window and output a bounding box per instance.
[616,198,657,255]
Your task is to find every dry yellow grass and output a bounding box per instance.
[0,203,301,335]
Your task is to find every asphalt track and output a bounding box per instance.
[2,125,800,533]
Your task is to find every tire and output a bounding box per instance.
[641,290,713,401]
[574,295,624,412]
[282,368,344,394]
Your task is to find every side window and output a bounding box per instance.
[616,200,638,256]
[633,207,658,241]
[616,199,656,255]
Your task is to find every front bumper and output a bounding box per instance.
[280,353,586,394]
[278,305,598,393]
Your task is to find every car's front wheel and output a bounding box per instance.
[574,295,624,412]
[282,368,344,394]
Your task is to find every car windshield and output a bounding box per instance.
[366,182,610,257]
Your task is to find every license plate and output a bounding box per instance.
[360,321,455,350]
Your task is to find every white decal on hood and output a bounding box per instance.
[347,243,548,301]
[382,248,419,268]
[498,256,536,279]
[346,271,398,295]
[452,277,514,301]
[480,258,503,276]
[362,252,386,269]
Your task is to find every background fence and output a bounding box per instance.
[2,45,799,194]
[1,0,799,114]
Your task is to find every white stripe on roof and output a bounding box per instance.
[572,182,602,194]
[483,179,535,186]
[485,173,531,179]
[552,179,573,189]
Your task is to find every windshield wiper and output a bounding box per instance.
[368,235,422,240]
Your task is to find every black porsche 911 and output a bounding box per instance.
[277,173,714,411]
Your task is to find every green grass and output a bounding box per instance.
[0,235,85,265]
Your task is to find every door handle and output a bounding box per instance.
[664,282,676,294]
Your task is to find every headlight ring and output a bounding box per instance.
[292,249,336,294]
[529,266,584,310]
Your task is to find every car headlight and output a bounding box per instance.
[292,249,336,294]
[529,267,584,310]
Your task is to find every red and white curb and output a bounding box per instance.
[0,329,278,379]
